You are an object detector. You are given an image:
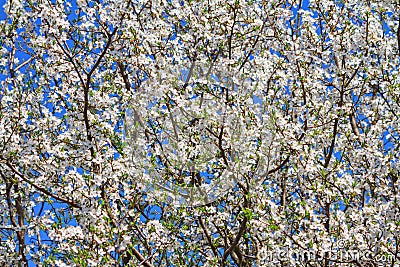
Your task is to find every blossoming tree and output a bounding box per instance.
[0,0,399,266]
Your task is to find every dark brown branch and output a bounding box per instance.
[324,118,338,168]
[122,246,155,267]
[222,217,248,263]
[198,216,220,260]
[397,16,400,54]
[2,160,81,209]
[349,112,360,136]
[2,173,28,267]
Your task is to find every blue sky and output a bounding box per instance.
[0,1,5,20]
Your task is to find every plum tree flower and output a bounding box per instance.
[0,0,399,266]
